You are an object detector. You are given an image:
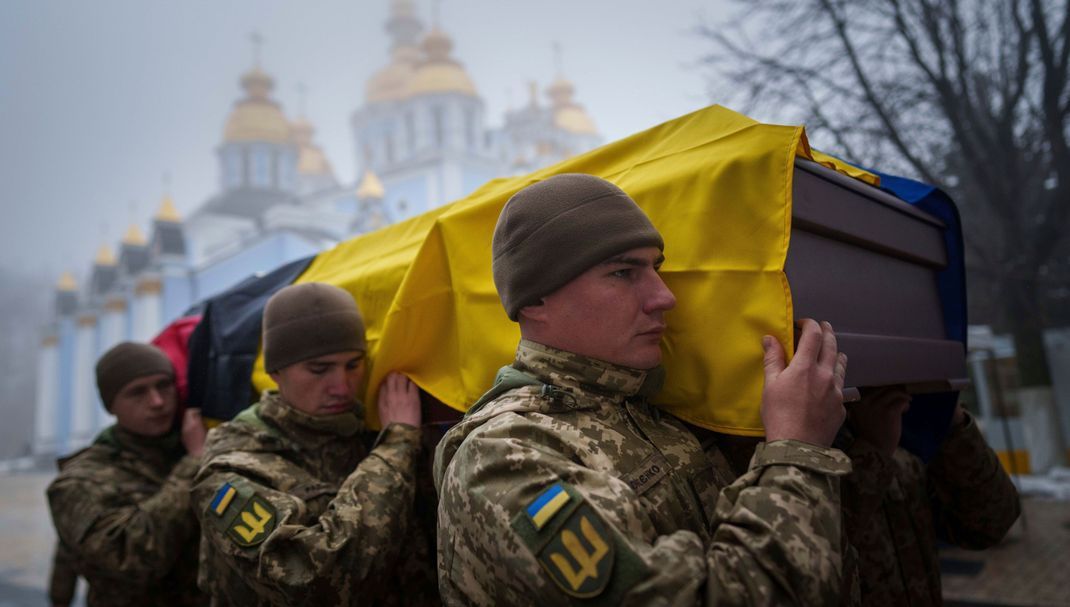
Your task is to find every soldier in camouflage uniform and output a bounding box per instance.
[47,342,209,607]
[435,173,855,605]
[192,282,438,606]
[840,387,1020,606]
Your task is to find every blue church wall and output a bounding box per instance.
[123,297,134,342]
[385,175,428,220]
[194,232,321,303]
[55,317,75,454]
[91,322,105,433]
[162,273,193,325]
[333,193,358,216]
[462,166,498,199]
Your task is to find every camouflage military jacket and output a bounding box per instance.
[192,392,437,606]
[49,540,78,606]
[842,412,1020,606]
[434,339,853,606]
[46,426,206,607]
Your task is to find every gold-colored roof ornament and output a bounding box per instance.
[122,223,147,246]
[405,28,478,97]
[155,194,181,222]
[94,244,117,266]
[57,271,77,291]
[356,169,385,199]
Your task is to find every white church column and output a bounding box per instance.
[69,313,98,448]
[133,275,162,341]
[100,296,127,350]
[93,297,126,432]
[33,333,59,456]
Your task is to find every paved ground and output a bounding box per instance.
[0,471,84,607]
[2,470,1066,606]
[942,497,1070,607]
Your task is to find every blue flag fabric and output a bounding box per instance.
[874,172,967,462]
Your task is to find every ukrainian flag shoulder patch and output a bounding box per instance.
[510,482,617,599]
[210,482,238,517]
[527,483,571,530]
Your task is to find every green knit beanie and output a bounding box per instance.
[95,342,175,410]
[263,283,366,372]
[492,173,664,320]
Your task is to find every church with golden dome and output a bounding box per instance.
[32,0,603,456]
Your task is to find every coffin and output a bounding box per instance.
[786,159,969,396]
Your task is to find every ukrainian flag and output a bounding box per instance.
[527,484,571,530]
[210,482,237,517]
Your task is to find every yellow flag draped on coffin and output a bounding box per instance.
[252,105,875,436]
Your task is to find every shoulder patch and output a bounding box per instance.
[210,482,238,517]
[512,483,615,598]
[226,494,276,548]
[527,483,571,530]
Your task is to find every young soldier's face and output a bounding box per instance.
[111,373,178,437]
[272,351,366,416]
[528,246,676,369]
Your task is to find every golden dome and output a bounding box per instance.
[122,223,147,246]
[155,194,181,222]
[94,244,117,266]
[291,118,334,177]
[223,67,291,144]
[546,76,575,103]
[356,169,385,199]
[406,28,478,97]
[546,76,597,135]
[554,106,598,135]
[366,45,420,103]
[57,271,77,291]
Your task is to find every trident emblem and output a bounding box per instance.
[231,500,274,544]
[548,514,610,592]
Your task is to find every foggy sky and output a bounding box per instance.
[0,0,728,285]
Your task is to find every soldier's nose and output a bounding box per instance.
[644,274,676,313]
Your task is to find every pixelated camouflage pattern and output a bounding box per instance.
[842,411,1020,606]
[48,540,78,606]
[192,392,438,606]
[46,426,207,607]
[435,339,853,606]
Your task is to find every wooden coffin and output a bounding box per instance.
[786,159,969,395]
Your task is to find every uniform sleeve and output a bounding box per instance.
[926,412,1021,548]
[438,414,851,606]
[193,423,421,605]
[48,541,78,606]
[46,455,201,584]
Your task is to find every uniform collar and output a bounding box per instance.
[258,391,364,441]
[104,424,185,467]
[512,339,654,398]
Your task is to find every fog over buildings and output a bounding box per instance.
[0,0,721,280]
[0,0,725,457]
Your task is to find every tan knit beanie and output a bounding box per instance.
[262,283,366,372]
[492,173,664,320]
[96,342,175,410]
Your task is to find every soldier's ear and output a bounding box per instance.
[518,300,549,323]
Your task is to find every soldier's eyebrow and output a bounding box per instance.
[602,254,665,268]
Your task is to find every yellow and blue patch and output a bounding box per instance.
[512,482,618,599]
[527,483,571,530]
[210,482,238,517]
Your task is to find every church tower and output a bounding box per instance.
[352,1,499,221]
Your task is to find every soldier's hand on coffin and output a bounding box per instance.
[377,372,422,429]
[760,319,847,447]
[181,408,207,457]
[848,386,911,458]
